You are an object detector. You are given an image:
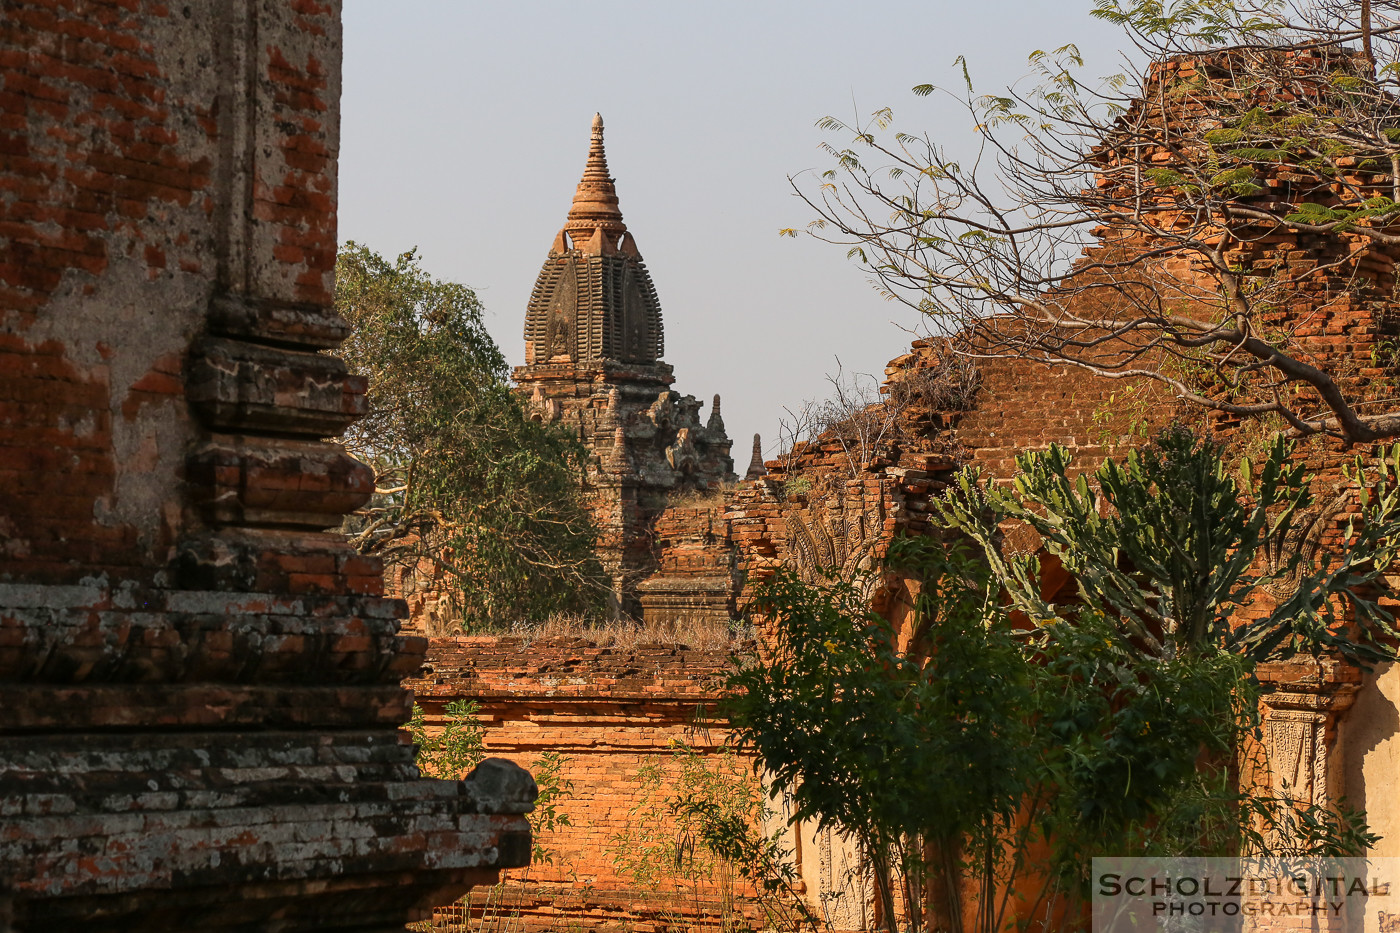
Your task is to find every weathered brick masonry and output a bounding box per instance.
[638,500,740,626]
[0,2,531,930]
[404,75,1222,932]
[409,637,771,931]
[732,51,1400,601]
[407,49,1400,932]
[728,54,1400,926]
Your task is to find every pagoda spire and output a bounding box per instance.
[745,434,767,480]
[562,113,628,246]
[525,113,662,365]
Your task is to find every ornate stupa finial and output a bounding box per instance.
[563,113,627,246]
[745,433,766,480]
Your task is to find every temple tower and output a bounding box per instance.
[515,115,735,618]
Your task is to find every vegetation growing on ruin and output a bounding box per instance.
[608,741,820,932]
[408,699,486,781]
[335,243,606,626]
[727,429,1398,933]
[941,426,1400,665]
[409,700,574,862]
[794,0,1400,446]
[884,351,983,416]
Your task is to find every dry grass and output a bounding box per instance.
[500,612,752,653]
[663,484,732,509]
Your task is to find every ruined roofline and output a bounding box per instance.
[1109,43,1388,136]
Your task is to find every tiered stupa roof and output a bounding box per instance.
[523,114,664,366]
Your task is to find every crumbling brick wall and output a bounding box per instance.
[3,0,217,582]
[636,499,738,626]
[399,48,1400,933]
[408,636,780,932]
[0,3,532,930]
[720,53,1400,921]
[741,47,1400,582]
[725,408,960,626]
[712,56,1400,929]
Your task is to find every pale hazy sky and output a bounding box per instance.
[338,2,1129,462]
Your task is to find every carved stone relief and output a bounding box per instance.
[647,391,676,429]
[544,258,578,361]
[1254,662,1360,855]
[816,824,869,932]
[1263,708,1329,805]
[528,386,562,424]
[1262,489,1350,601]
[784,479,886,595]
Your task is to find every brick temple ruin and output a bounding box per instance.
[515,114,738,623]
[11,7,1400,930]
[0,3,532,930]
[410,51,1400,932]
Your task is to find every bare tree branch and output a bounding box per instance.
[796,4,1400,446]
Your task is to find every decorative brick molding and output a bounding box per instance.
[0,3,530,929]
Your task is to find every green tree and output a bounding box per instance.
[793,0,1400,445]
[335,243,604,628]
[727,431,1396,933]
[726,547,1037,933]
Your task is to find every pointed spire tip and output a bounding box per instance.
[563,111,625,240]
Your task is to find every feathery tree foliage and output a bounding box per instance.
[335,243,604,628]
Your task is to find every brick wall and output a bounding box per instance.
[0,3,531,930]
[715,57,1400,933]
[380,50,1400,933]
[3,0,210,584]
[637,500,738,625]
[409,636,785,931]
[725,405,960,631]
